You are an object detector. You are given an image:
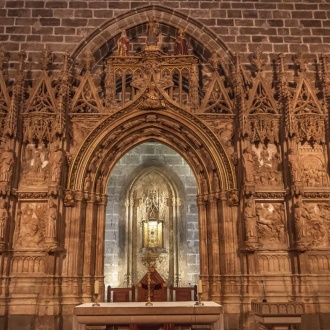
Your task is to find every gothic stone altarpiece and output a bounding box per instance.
[0,13,330,330]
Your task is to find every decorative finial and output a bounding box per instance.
[83,48,94,71]
[40,48,51,70]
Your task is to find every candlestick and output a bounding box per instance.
[92,280,100,306]
[94,280,99,295]
[198,279,203,294]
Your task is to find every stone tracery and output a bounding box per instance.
[0,8,330,330]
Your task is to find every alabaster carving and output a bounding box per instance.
[252,144,282,187]
[0,144,14,183]
[256,203,287,247]
[0,200,8,245]
[21,144,49,186]
[242,145,255,183]
[244,198,258,241]
[44,200,58,250]
[294,200,329,249]
[15,203,46,248]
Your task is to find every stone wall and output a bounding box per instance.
[1,0,330,69]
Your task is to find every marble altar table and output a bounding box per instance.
[73,301,223,330]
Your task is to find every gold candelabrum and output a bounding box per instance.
[145,268,153,306]
[141,252,158,306]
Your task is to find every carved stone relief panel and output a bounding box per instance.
[20,144,49,187]
[256,202,287,248]
[14,202,47,249]
[299,144,329,188]
[294,200,329,249]
[252,143,283,188]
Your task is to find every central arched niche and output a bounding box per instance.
[104,142,199,289]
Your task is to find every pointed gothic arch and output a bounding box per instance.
[63,95,238,302]
[71,4,234,69]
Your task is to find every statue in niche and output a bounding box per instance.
[288,148,301,182]
[175,28,189,55]
[244,198,257,239]
[294,200,308,241]
[256,203,286,246]
[242,145,255,183]
[0,144,14,182]
[117,30,130,56]
[84,173,92,193]
[0,200,8,241]
[46,200,57,239]
[146,16,160,47]
[49,143,64,184]
[301,157,329,187]
[44,200,58,250]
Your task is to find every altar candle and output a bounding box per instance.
[198,279,203,294]
[94,280,99,295]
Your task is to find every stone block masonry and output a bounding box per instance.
[1,0,330,71]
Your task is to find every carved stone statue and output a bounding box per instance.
[242,145,255,183]
[0,200,8,241]
[146,16,159,47]
[175,28,188,55]
[117,30,130,56]
[256,203,286,247]
[17,204,45,248]
[294,200,308,241]
[244,198,257,239]
[288,148,301,182]
[46,200,57,239]
[49,143,64,184]
[0,145,14,182]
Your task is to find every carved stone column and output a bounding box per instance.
[95,194,107,301]
[197,195,209,296]
[208,193,220,302]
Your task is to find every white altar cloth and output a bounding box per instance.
[73,301,223,330]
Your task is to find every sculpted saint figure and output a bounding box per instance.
[146,16,159,46]
[49,143,64,184]
[0,145,14,182]
[288,148,301,182]
[117,30,130,56]
[46,200,57,239]
[242,145,255,183]
[0,200,8,240]
[294,200,308,241]
[244,199,257,239]
[175,28,188,55]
